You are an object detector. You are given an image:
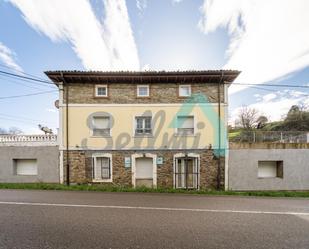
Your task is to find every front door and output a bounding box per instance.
[135,157,153,187]
[175,157,199,189]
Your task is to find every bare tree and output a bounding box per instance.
[236,106,259,130]
[8,127,23,135]
[0,127,23,135]
[0,128,7,134]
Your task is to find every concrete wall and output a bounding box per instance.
[228,143,309,190]
[0,146,59,183]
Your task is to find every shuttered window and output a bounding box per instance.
[177,116,194,135]
[14,159,38,175]
[93,156,111,180]
[93,116,110,136]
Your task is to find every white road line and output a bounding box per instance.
[0,201,308,216]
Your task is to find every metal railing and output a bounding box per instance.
[230,131,309,143]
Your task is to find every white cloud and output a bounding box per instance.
[10,0,139,71]
[199,0,309,93]
[46,108,57,113]
[136,0,147,14]
[262,93,276,102]
[142,64,151,71]
[0,42,23,72]
[231,90,309,122]
[172,0,183,4]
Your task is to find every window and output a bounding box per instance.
[179,85,191,97]
[92,155,112,181]
[137,85,149,97]
[177,116,194,135]
[135,116,152,135]
[13,159,38,176]
[258,161,283,178]
[95,85,108,97]
[92,116,110,136]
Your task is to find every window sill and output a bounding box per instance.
[178,95,191,98]
[133,135,154,138]
[92,179,113,183]
[174,134,196,137]
[258,177,283,179]
[90,135,112,138]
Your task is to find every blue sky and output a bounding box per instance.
[0,0,308,133]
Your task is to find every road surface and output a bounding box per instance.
[0,189,308,249]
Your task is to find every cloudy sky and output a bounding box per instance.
[0,0,309,133]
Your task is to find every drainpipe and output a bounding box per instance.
[61,72,70,186]
[216,70,224,190]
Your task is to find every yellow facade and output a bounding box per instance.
[61,104,226,150]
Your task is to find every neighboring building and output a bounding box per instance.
[229,143,309,191]
[0,134,59,183]
[45,70,240,189]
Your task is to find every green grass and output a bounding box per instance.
[228,131,241,139]
[0,183,309,198]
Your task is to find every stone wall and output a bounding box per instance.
[63,149,224,189]
[64,83,225,104]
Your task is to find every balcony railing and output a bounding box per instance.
[0,134,58,146]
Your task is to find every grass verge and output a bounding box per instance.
[0,183,308,198]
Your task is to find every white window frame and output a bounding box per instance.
[134,116,152,136]
[91,116,111,137]
[179,84,191,97]
[92,153,113,182]
[176,115,195,136]
[95,84,108,97]
[137,85,150,97]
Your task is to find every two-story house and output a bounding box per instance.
[45,70,240,189]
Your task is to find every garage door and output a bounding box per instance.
[135,158,153,187]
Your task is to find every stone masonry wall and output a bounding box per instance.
[63,83,225,104]
[63,150,225,189]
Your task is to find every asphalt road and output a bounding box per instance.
[0,190,308,249]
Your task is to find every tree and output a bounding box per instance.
[235,106,259,130]
[8,127,23,135]
[0,127,23,135]
[0,128,7,134]
[256,116,268,129]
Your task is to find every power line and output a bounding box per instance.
[0,90,57,100]
[0,63,50,82]
[231,82,309,89]
[0,70,54,85]
[0,113,57,125]
[0,72,55,89]
[0,116,44,126]
[0,75,50,91]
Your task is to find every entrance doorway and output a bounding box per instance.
[174,156,199,189]
[135,157,153,187]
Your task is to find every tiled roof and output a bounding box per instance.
[45,69,241,84]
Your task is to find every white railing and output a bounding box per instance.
[0,134,58,146]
